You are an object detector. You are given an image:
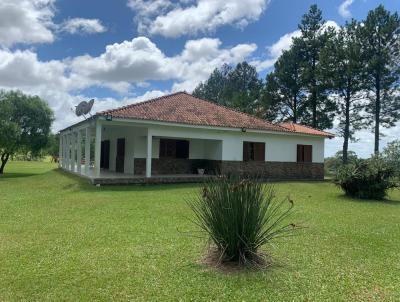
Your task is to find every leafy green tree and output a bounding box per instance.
[325,150,358,175]
[0,90,54,174]
[193,62,263,115]
[192,64,232,105]
[45,133,60,163]
[262,44,306,122]
[293,4,336,129]
[320,20,367,164]
[360,5,400,153]
[382,140,400,176]
[223,62,263,115]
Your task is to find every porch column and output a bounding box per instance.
[66,134,71,170]
[94,121,102,177]
[85,127,91,175]
[71,132,76,172]
[64,134,68,169]
[59,133,62,167]
[77,130,82,174]
[146,130,152,178]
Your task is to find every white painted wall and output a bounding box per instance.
[148,124,325,163]
[99,121,326,175]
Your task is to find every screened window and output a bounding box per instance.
[159,139,189,159]
[297,145,312,163]
[243,142,265,161]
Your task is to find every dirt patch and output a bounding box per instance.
[198,245,274,274]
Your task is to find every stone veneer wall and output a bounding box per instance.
[219,161,324,180]
[134,158,324,180]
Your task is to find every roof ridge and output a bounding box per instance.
[184,92,293,133]
[97,91,184,115]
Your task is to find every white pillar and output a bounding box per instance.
[146,130,152,178]
[64,134,68,169]
[85,127,91,175]
[94,121,102,177]
[77,130,82,174]
[71,132,76,172]
[66,134,71,170]
[62,134,66,169]
[59,134,62,167]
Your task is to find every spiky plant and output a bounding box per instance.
[188,175,298,266]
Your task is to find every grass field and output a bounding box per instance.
[1,161,399,301]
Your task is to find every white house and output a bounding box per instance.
[58,92,334,184]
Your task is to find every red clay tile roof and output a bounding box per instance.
[98,92,333,137]
[279,122,335,138]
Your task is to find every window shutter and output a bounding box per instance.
[304,145,312,162]
[297,145,303,162]
[254,143,265,161]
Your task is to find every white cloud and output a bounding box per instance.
[338,0,354,19]
[70,36,257,92]
[252,20,339,72]
[0,0,55,47]
[0,49,67,89]
[251,29,301,71]
[0,36,256,131]
[61,18,107,35]
[128,0,270,38]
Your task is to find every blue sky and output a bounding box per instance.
[0,0,398,157]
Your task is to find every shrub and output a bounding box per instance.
[335,156,399,199]
[188,175,298,266]
[382,140,400,177]
[324,151,358,176]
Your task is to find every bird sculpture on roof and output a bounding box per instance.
[75,99,94,119]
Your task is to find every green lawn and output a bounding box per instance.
[1,161,399,301]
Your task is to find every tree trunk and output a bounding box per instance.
[311,57,317,128]
[0,153,10,174]
[374,75,381,154]
[342,87,351,164]
[293,95,297,123]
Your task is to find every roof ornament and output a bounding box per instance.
[74,99,94,119]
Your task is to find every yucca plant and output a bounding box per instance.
[188,175,298,266]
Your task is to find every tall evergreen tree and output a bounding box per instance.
[320,20,367,164]
[262,45,306,122]
[360,5,400,153]
[223,62,263,115]
[193,62,262,115]
[192,64,232,105]
[293,4,336,129]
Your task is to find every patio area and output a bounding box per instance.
[64,165,213,185]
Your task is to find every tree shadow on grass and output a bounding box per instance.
[336,192,400,205]
[0,172,37,179]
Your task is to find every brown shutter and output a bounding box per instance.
[297,145,303,162]
[304,145,312,162]
[254,143,265,161]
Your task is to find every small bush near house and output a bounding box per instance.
[335,156,399,200]
[188,175,298,267]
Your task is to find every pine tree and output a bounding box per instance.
[320,20,367,163]
[293,4,336,129]
[360,5,400,153]
[192,62,263,115]
[192,64,232,105]
[262,45,306,123]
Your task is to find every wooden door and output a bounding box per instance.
[116,138,125,173]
